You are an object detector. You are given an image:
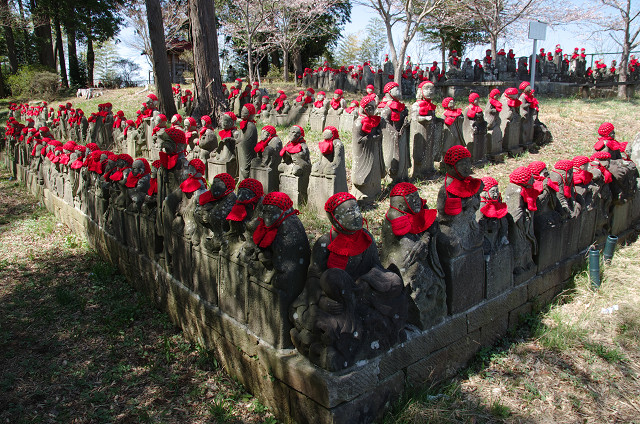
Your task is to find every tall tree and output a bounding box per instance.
[189,0,226,120]
[146,0,177,116]
[357,0,444,83]
[595,0,640,99]
[53,12,68,88]
[0,0,19,73]
[29,0,55,68]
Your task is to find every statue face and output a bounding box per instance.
[363,102,375,116]
[332,199,363,233]
[366,88,373,94]
[115,159,126,168]
[210,178,227,197]
[447,99,455,109]
[221,115,234,130]
[390,86,401,99]
[289,126,301,142]
[472,98,479,106]
[151,168,158,178]
[201,118,207,127]
[391,192,421,214]
[237,187,255,202]
[261,129,271,140]
[132,160,145,176]
[454,157,472,178]
[322,129,333,140]
[487,186,501,200]
[333,93,339,99]
[240,106,250,120]
[262,204,284,227]
[610,130,616,138]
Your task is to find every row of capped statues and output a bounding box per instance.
[5,110,638,371]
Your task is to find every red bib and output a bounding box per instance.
[326,229,372,270]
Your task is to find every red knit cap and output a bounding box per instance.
[126,119,135,126]
[186,117,197,127]
[189,158,205,175]
[201,116,212,126]
[293,125,305,137]
[573,156,590,168]
[171,114,182,123]
[444,145,471,166]
[366,84,375,90]
[598,122,614,137]
[489,89,500,98]
[510,166,532,186]
[505,87,518,96]
[152,159,162,169]
[63,141,76,150]
[334,89,343,95]
[591,151,611,161]
[468,92,480,103]
[555,159,573,171]
[225,111,237,121]
[107,153,118,162]
[166,127,186,144]
[243,103,256,115]
[157,114,167,122]
[86,142,99,152]
[75,145,87,153]
[214,173,236,192]
[481,177,499,190]
[238,178,263,197]
[325,192,356,213]
[390,182,418,197]
[418,81,433,88]
[528,161,547,175]
[263,192,293,211]
[519,81,530,90]
[442,97,454,108]
[384,82,399,93]
[135,157,151,174]
[39,126,50,133]
[118,153,134,166]
[360,94,376,108]
[307,87,315,94]
[261,125,276,135]
[147,93,158,101]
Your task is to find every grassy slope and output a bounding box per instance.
[2,88,640,423]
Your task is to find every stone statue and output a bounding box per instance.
[484,89,503,161]
[441,97,464,153]
[195,172,237,253]
[381,182,445,330]
[504,167,539,280]
[499,88,522,155]
[225,178,264,244]
[351,95,383,207]
[250,125,282,193]
[290,192,408,371]
[125,158,151,212]
[309,126,348,214]
[197,115,218,164]
[462,92,487,163]
[211,112,239,178]
[380,82,409,183]
[237,104,258,181]
[278,125,311,206]
[410,81,441,178]
[519,81,538,151]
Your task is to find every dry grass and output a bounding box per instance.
[0,167,276,423]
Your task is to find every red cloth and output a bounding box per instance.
[520,186,541,211]
[280,140,303,156]
[360,115,381,134]
[524,93,539,111]
[573,169,593,185]
[239,119,255,130]
[252,210,298,248]
[254,135,273,153]
[326,229,372,270]
[330,98,342,110]
[388,100,405,122]
[158,151,179,170]
[146,178,157,195]
[507,98,522,108]
[445,176,481,198]
[179,174,205,193]
[489,98,503,112]
[467,104,483,119]
[125,170,149,188]
[597,165,613,184]
[480,197,508,218]
[227,200,256,221]
[314,99,325,108]
[444,108,462,126]
[70,159,84,169]
[418,100,436,115]
[109,166,130,182]
[218,128,236,139]
[386,207,437,236]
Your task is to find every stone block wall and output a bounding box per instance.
[3,150,639,424]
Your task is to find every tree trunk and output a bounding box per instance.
[618,1,631,100]
[188,0,225,121]
[491,34,497,63]
[87,37,94,87]
[282,48,289,81]
[54,14,68,88]
[33,13,56,68]
[146,0,177,117]
[247,38,254,83]
[1,0,18,73]
[293,49,303,81]
[0,63,5,97]
[66,27,81,87]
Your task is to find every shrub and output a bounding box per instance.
[7,65,59,99]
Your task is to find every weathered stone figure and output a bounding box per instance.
[351,95,383,207]
[195,172,237,253]
[278,125,311,206]
[499,88,522,155]
[380,82,409,182]
[519,81,538,150]
[485,89,503,161]
[441,97,464,153]
[211,112,239,178]
[125,158,151,212]
[410,81,441,178]
[290,192,408,371]
[250,125,282,193]
[381,182,445,330]
[462,92,487,163]
[237,104,258,181]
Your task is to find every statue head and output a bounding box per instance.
[155,114,167,128]
[469,92,480,106]
[573,156,590,171]
[390,182,422,214]
[201,115,212,128]
[131,159,148,176]
[171,114,182,127]
[360,95,376,116]
[237,178,263,202]
[510,167,534,188]
[241,103,256,120]
[211,172,235,198]
[221,112,237,130]
[289,125,304,143]
[591,151,611,168]
[443,145,473,180]
[489,88,501,100]
[598,122,615,140]
[519,81,532,94]
[323,126,339,141]
[528,161,549,179]
[333,89,343,99]
[481,177,501,200]
[418,81,435,100]
[151,160,161,178]
[384,82,400,99]
[325,192,362,234]
[366,84,374,95]
[260,191,294,227]
[554,160,574,181]
[261,125,276,141]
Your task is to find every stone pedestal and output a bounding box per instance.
[307,174,347,216]
[502,119,523,156]
[171,234,193,292]
[275,114,290,127]
[576,208,597,253]
[325,110,341,129]
[441,248,484,314]
[288,107,310,127]
[139,213,160,259]
[192,246,219,306]
[534,221,563,273]
[247,279,295,349]
[467,132,487,164]
[110,208,126,243]
[250,166,279,194]
[310,112,327,133]
[610,201,631,236]
[124,210,140,251]
[208,159,237,180]
[219,254,248,323]
[485,245,513,298]
[279,173,308,207]
[339,113,355,134]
